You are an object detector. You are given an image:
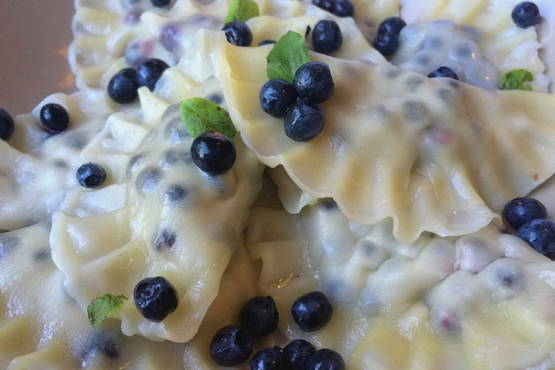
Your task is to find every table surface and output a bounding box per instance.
[0,0,75,115]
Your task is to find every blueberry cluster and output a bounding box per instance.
[108,58,169,104]
[372,17,406,57]
[312,0,355,18]
[503,197,555,260]
[210,291,344,369]
[260,62,335,142]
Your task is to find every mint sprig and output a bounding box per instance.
[266,31,310,83]
[180,98,237,139]
[224,0,260,23]
[500,69,534,91]
[87,294,127,327]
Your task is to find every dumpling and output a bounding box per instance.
[50,88,263,342]
[246,198,555,369]
[209,32,555,242]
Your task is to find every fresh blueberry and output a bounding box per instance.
[428,66,459,80]
[191,132,236,176]
[294,62,334,104]
[239,296,279,337]
[40,103,70,133]
[137,58,169,91]
[503,197,547,230]
[312,0,335,12]
[0,109,15,140]
[333,0,354,17]
[258,39,276,46]
[377,17,407,36]
[372,32,399,57]
[512,2,541,28]
[283,340,316,370]
[291,291,333,332]
[108,68,140,104]
[222,21,253,47]
[210,325,253,366]
[284,101,325,142]
[151,0,171,6]
[250,347,285,370]
[306,349,345,370]
[133,276,178,322]
[76,163,107,189]
[312,20,343,54]
[260,79,298,118]
[516,219,555,260]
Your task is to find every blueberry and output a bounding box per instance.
[283,340,316,370]
[372,32,399,57]
[284,101,325,142]
[312,20,343,54]
[222,21,253,47]
[503,197,547,230]
[191,132,236,176]
[293,62,334,104]
[377,17,407,36]
[108,68,140,104]
[151,0,171,6]
[260,79,297,118]
[428,66,459,80]
[332,0,354,17]
[250,347,285,370]
[306,349,345,370]
[312,0,335,12]
[0,109,15,140]
[516,219,555,259]
[133,276,178,321]
[512,2,541,28]
[210,325,253,366]
[258,39,276,46]
[39,103,69,134]
[76,163,107,189]
[291,291,333,332]
[137,58,169,91]
[239,296,279,337]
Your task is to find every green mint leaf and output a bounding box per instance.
[87,294,127,328]
[499,69,534,91]
[224,0,260,23]
[266,31,310,83]
[179,98,237,139]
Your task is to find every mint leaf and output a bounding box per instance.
[267,31,310,83]
[500,69,534,91]
[224,0,259,23]
[180,98,237,139]
[87,294,127,327]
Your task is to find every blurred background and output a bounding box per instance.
[0,0,74,114]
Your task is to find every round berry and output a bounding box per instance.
[191,132,236,176]
[312,20,343,54]
[137,58,169,91]
[284,101,325,142]
[516,219,555,260]
[291,291,333,332]
[258,39,276,46]
[294,62,334,104]
[250,347,285,370]
[240,296,279,337]
[283,340,316,370]
[76,163,107,189]
[133,276,178,322]
[210,325,253,367]
[428,66,459,80]
[312,0,335,12]
[39,103,70,133]
[306,349,345,370]
[377,17,407,36]
[222,21,253,47]
[503,197,547,230]
[0,109,15,141]
[333,0,354,17]
[108,68,140,104]
[260,79,298,118]
[151,0,171,6]
[372,32,399,57]
[512,2,541,28]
